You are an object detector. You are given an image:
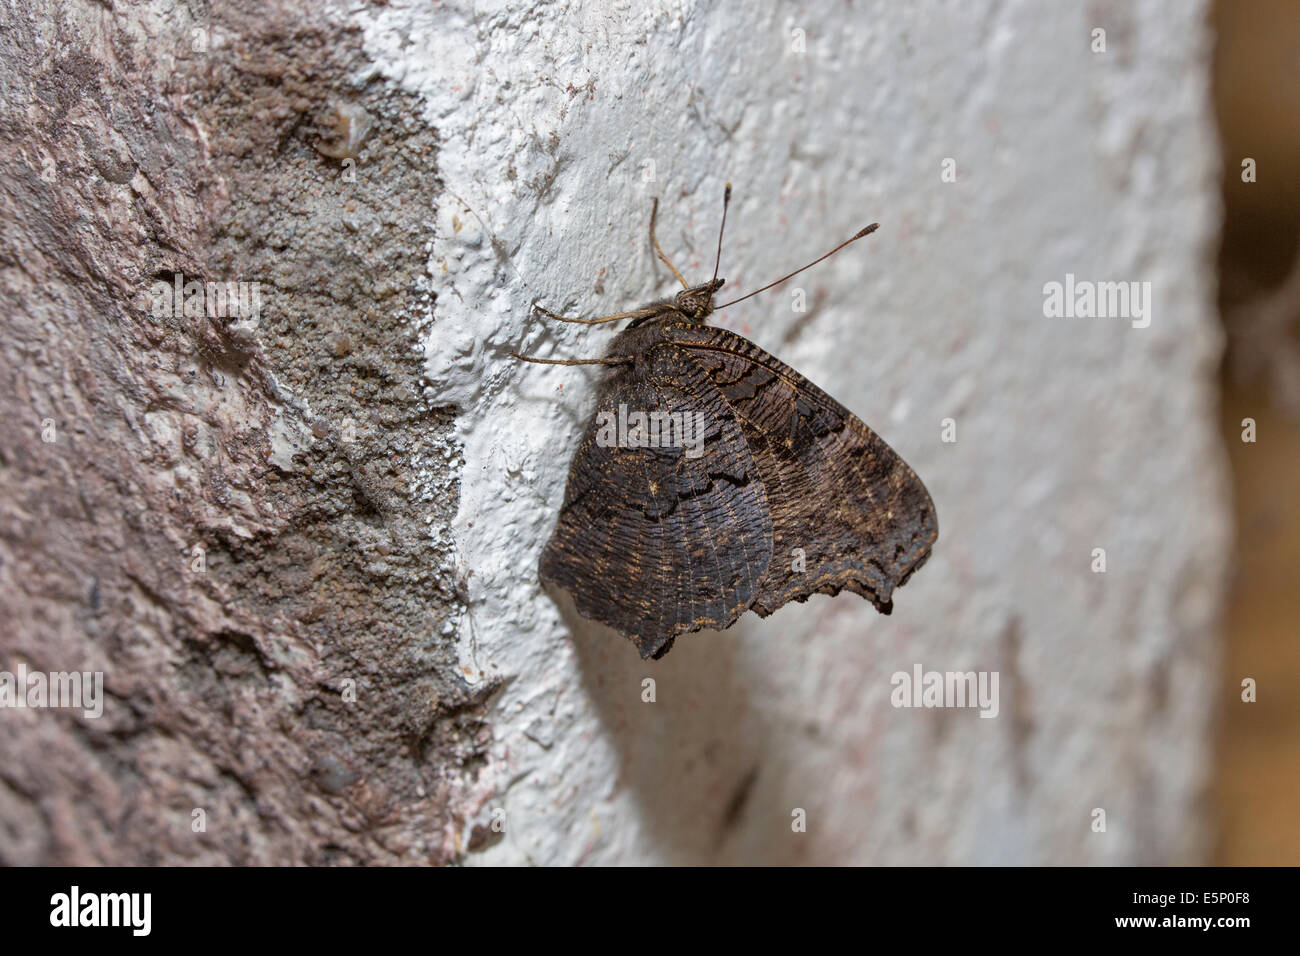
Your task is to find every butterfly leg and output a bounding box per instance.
[531,301,661,326]
[650,198,690,290]
[509,352,634,366]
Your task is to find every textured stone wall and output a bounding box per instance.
[1,0,473,864]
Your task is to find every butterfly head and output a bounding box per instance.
[674,278,725,323]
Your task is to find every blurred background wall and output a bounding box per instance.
[1212,0,1300,865]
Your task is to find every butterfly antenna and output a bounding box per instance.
[711,182,732,287]
[715,222,879,310]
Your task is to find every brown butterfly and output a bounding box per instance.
[516,185,937,659]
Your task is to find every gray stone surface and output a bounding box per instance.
[0,0,472,864]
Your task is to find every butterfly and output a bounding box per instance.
[516,185,937,658]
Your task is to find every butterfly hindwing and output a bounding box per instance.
[539,335,774,658]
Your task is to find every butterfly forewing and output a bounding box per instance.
[664,325,938,616]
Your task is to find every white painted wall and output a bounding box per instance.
[364,0,1226,864]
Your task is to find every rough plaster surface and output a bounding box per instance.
[366,0,1229,864]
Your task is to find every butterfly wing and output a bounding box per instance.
[665,325,937,617]
[539,339,774,658]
